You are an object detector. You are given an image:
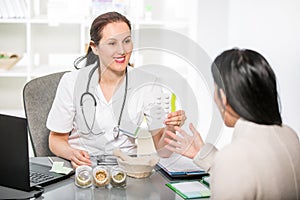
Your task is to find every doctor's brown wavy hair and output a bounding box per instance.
[74,12,132,68]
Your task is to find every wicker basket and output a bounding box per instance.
[117,155,160,179]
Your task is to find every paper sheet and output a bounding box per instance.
[50,161,73,175]
[159,153,203,172]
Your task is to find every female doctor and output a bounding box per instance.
[47,12,186,168]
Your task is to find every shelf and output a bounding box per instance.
[0,65,28,77]
[0,17,86,25]
[133,20,165,26]
[131,19,189,29]
[11,17,187,27]
[30,65,74,78]
[0,19,28,24]
[30,15,85,25]
[0,0,194,115]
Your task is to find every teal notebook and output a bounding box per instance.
[166,180,210,199]
[201,176,210,187]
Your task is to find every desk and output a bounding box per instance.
[0,157,183,200]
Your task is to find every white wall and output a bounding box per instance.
[195,0,232,148]
[227,0,300,134]
[194,0,300,148]
[196,0,230,57]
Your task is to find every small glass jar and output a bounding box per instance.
[110,165,127,188]
[93,165,110,187]
[75,165,93,188]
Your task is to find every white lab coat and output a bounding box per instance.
[47,65,164,156]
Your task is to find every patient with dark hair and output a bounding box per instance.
[165,48,300,199]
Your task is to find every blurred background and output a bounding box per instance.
[0,0,299,153]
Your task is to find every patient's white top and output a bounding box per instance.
[193,119,300,199]
[47,66,164,156]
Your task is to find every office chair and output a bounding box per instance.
[23,71,68,157]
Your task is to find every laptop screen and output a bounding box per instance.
[0,114,31,191]
[0,114,74,192]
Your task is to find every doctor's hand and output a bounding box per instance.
[164,123,204,159]
[164,110,186,128]
[70,149,92,169]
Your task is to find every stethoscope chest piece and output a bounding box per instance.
[113,126,120,139]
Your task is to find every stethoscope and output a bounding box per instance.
[78,63,128,140]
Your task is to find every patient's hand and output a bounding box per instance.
[164,123,204,159]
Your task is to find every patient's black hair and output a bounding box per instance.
[211,48,282,126]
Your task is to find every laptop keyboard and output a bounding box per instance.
[30,171,54,184]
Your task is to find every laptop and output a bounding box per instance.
[0,114,74,191]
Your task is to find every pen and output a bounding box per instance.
[48,156,54,165]
[186,171,204,175]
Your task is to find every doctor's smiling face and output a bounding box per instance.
[91,21,132,73]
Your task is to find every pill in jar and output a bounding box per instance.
[110,165,127,188]
[75,165,93,188]
[93,166,110,187]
